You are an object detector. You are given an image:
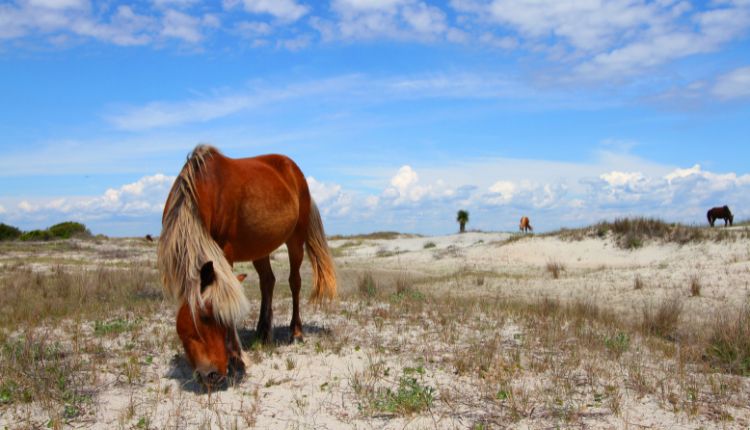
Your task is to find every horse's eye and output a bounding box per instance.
[199,314,213,324]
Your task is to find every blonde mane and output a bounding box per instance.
[157,144,249,327]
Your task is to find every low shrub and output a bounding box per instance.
[0,223,22,241]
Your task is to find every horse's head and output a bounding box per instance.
[176,262,247,386]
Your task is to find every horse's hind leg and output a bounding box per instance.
[287,235,305,343]
[253,257,275,344]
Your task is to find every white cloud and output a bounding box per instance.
[236,20,272,37]
[307,176,353,216]
[2,174,175,224]
[152,0,200,8]
[108,94,254,130]
[326,0,458,41]
[712,66,750,100]
[600,171,646,188]
[105,73,543,131]
[333,0,405,13]
[452,0,750,82]
[161,9,203,42]
[27,0,87,10]
[0,1,221,46]
[380,165,464,207]
[18,201,35,212]
[236,0,308,22]
[4,159,749,236]
[401,3,447,34]
[487,180,516,203]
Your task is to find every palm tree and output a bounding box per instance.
[456,210,469,233]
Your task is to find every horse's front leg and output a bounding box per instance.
[253,257,275,344]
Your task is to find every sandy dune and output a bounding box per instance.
[1,230,749,429]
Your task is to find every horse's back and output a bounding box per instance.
[197,153,310,261]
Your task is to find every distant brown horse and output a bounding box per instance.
[707,205,734,227]
[519,216,533,233]
[157,145,337,385]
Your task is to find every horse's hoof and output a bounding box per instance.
[290,335,304,344]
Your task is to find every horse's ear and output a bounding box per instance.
[200,261,216,293]
[237,273,247,282]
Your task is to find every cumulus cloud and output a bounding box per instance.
[381,165,458,205]
[4,162,750,236]
[307,176,353,216]
[1,174,175,225]
[485,180,567,209]
[487,180,516,204]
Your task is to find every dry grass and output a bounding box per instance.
[545,260,565,279]
[634,274,645,290]
[357,271,379,298]
[640,295,684,340]
[557,217,717,249]
[2,237,750,428]
[706,304,750,376]
[0,265,161,331]
[689,274,702,297]
[0,260,165,429]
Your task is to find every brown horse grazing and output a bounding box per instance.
[157,145,337,385]
[707,205,734,227]
[519,216,533,233]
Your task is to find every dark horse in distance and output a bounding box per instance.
[707,205,734,227]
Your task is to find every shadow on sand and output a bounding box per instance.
[165,322,331,393]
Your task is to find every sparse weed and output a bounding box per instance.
[634,274,644,290]
[706,304,750,375]
[604,332,630,357]
[357,272,378,298]
[641,296,683,340]
[546,261,565,279]
[358,366,434,417]
[689,274,702,297]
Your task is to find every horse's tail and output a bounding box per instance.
[305,200,337,303]
[707,210,713,225]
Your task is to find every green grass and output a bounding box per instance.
[94,318,136,336]
[356,366,435,416]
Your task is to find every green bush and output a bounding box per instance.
[48,222,90,239]
[20,229,52,241]
[0,223,22,241]
[17,222,91,241]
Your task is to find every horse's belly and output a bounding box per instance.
[229,202,299,262]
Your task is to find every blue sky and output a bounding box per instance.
[1,0,749,236]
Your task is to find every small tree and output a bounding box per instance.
[456,210,469,233]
